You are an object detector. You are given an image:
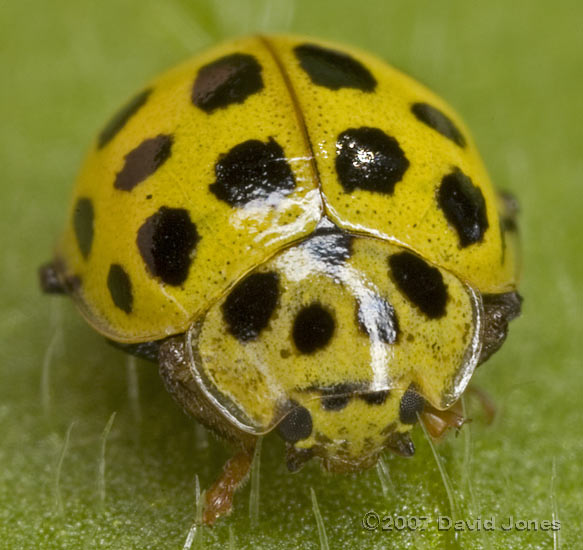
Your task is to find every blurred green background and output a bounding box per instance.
[1,0,581,548]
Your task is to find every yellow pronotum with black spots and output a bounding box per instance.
[43,34,522,518]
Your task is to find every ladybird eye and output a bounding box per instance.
[277,402,313,443]
[399,385,425,424]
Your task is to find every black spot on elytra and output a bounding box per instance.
[399,385,425,424]
[294,43,376,91]
[137,207,199,286]
[98,88,152,149]
[277,402,313,443]
[359,390,390,406]
[192,53,263,113]
[411,102,466,147]
[73,197,94,259]
[301,226,353,266]
[222,272,279,342]
[335,127,409,194]
[115,134,173,191]
[107,264,133,313]
[438,168,489,247]
[210,138,295,207]
[357,295,399,344]
[389,252,447,319]
[293,303,335,354]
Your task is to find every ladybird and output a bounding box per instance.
[39,34,522,524]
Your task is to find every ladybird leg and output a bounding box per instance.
[420,401,467,440]
[203,449,254,525]
[466,385,496,424]
[38,261,66,294]
[285,445,314,472]
[158,337,257,524]
[497,190,520,224]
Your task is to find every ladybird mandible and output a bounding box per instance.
[39,34,522,524]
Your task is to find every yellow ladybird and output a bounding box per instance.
[39,34,522,524]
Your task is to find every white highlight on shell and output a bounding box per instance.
[440,285,483,408]
[273,241,394,391]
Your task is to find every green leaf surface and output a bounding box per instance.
[1,1,581,548]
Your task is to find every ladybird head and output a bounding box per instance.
[275,383,425,473]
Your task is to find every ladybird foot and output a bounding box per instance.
[38,261,66,294]
[420,401,467,440]
[203,450,254,525]
[420,385,497,439]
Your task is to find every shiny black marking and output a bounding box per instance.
[357,295,399,344]
[399,385,425,424]
[389,252,448,319]
[438,168,489,247]
[385,431,415,457]
[115,134,173,191]
[98,88,152,149]
[301,226,353,265]
[73,197,94,259]
[479,292,522,364]
[359,390,389,405]
[210,137,295,207]
[319,383,356,411]
[293,303,335,354]
[277,402,313,443]
[38,262,65,294]
[411,102,466,147]
[107,264,133,313]
[137,207,199,286]
[192,53,263,113]
[335,127,409,194]
[222,272,279,342]
[107,339,163,363]
[294,43,376,91]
